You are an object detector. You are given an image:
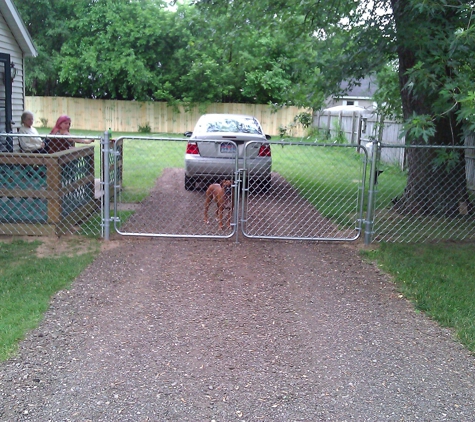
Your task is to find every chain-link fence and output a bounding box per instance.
[368,143,475,243]
[0,133,102,236]
[241,141,366,240]
[109,136,238,238]
[2,132,475,244]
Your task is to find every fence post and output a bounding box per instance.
[364,139,379,245]
[101,130,111,241]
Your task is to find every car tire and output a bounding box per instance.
[185,175,196,191]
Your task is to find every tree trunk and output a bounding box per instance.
[396,146,468,217]
[390,0,470,216]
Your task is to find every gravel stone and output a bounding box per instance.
[1,238,475,421]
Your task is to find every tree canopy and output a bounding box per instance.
[189,0,475,214]
[14,0,475,214]
[16,0,475,138]
[15,0,318,104]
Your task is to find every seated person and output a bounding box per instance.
[18,111,48,153]
[48,115,94,153]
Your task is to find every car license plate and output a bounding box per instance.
[220,142,236,153]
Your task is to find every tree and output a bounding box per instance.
[14,0,86,95]
[386,0,473,215]
[58,0,176,100]
[166,1,318,104]
[193,0,474,215]
[15,0,315,104]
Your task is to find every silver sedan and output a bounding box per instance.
[184,113,272,191]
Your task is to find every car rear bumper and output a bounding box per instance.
[185,155,271,179]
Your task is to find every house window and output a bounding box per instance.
[344,100,359,106]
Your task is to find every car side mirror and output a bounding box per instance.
[184,131,192,137]
[266,134,271,140]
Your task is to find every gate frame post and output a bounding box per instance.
[364,139,380,245]
[101,129,111,241]
[233,169,241,244]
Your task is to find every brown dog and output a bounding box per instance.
[204,180,233,229]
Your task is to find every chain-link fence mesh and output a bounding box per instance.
[0,133,102,236]
[2,133,474,244]
[111,137,238,238]
[371,144,475,243]
[242,141,366,240]
[111,138,366,240]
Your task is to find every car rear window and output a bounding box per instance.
[197,116,263,135]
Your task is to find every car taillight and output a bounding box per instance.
[258,144,271,157]
[186,142,200,155]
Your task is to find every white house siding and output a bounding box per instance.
[0,11,25,150]
[326,97,376,111]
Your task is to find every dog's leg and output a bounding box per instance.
[216,193,224,230]
[204,191,212,224]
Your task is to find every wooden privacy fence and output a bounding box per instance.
[25,97,309,137]
[313,110,404,146]
[313,110,406,169]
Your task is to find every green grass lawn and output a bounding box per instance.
[0,239,99,360]
[117,139,185,203]
[362,242,475,353]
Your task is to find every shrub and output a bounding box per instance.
[293,112,313,129]
[138,123,152,133]
[278,125,288,138]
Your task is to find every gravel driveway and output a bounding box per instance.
[1,236,475,421]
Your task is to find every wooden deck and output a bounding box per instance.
[0,146,98,235]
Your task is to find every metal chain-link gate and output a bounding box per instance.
[102,135,368,242]
[241,141,367,240]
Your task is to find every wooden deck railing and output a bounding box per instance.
[0,146,98,235]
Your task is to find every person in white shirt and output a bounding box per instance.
[18,111,48,153]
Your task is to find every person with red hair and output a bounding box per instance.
[48,115,94,153]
